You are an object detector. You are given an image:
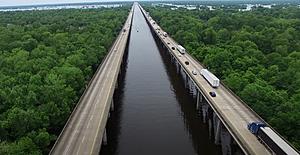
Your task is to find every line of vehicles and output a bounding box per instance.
[145,6,299,155]
[174,44,220,97]
[146,9,299,155]
[173,41,299,155]
[173,43,299,155]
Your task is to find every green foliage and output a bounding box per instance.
[146,5,300,149]
[0,7,128,154]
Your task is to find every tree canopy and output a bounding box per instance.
[0,7,129,154]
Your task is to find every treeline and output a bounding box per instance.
[145,6,300,149]
[0,8,128,154]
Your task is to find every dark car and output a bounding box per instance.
[185,61,189,65]
[171,47,175,50]
[209,92,216,97]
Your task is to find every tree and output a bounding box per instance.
[202,27,217,45]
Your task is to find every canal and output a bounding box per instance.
[101,5,221,155]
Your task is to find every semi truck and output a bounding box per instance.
[248,122,299,155]
[177,45,185,54]
[200,69,220,88]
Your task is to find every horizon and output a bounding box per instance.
[0,0,299,7]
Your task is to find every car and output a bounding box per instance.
[163,32,168,37]
[178,54,182,57]
[192,69,197,75]
[209,92,216,97]
[171,47,175,50]
[167,42,170,45]
[185,61,189,65]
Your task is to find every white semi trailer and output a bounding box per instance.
[177,45,185,54]
[200,69,220,88]
[248,122,299,155]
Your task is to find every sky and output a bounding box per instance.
[0,0,128,7]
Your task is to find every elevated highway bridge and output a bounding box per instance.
[49,3,299,155]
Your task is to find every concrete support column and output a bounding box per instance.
[208,117,212,139]
[221,125,232,155]
[208,108,214,139]
[185,74,189,89]
[102,128,107,145]
[115,81,118,89]
[196,91,200,110]
[213,113,221,145]
[202,103,209,123]
[110,99,114,111]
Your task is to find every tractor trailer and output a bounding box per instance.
[200,69,220,88]
[248,122,299,155]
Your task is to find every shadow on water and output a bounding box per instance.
[153,35,222,155]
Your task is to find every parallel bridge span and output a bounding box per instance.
[138,3,299,155]
[49,5,134,155]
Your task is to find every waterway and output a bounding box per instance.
[100,5,221,155]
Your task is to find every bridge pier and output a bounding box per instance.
[221,125,232,155]
[202,102,209,123]
[208,107,214,139]
[192,82,197,97]
[110,99,114,111]
[102,128,107,145]
[208,117,213,139]
[196,90,203,110]
[177,62,181,74]
[185,73,189,89]
[213,113,221,145]
[115,80,118,89]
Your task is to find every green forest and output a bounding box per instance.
[0,8,128,154]
[145,5,300,149]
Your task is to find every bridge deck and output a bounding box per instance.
[138,4,271,155]
[50,6,133,155]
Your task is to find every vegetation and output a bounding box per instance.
[146,5,300,149]
[0,8,128,154]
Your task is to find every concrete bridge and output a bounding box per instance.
[49,5,134,155]
[49,3,299,155]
